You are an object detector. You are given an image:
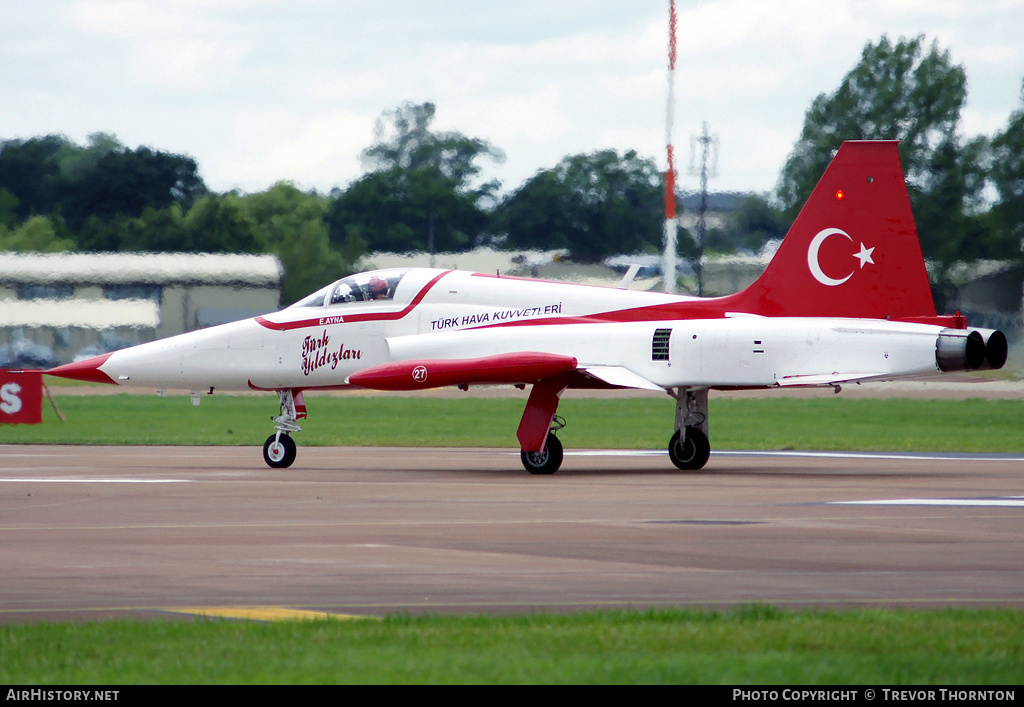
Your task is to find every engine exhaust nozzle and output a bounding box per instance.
[935,329,985,372]
[935,328,1007,372]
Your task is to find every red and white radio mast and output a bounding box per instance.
[663,0,678,293]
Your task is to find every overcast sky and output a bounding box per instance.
[5,1,1023,198]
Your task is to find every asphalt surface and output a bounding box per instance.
[2,444,1023,622]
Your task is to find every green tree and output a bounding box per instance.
[0,135,70,220]
[132,204,190,252]
[0,216,76,252]
[703,194,787,255]
[0,188,19,228]
[497,149,664,262]
[0,134,206,234]
[776,35,995,300]
[183,195,260,253]
[55,132,124,182]
[0,133,209,254]
[778,35,969,217]
[64,146,206,230]
[913,136,997,266]
[327,102,503,254]
[243,182,364,304]
[988,81,1024,265]
[362,102,502,185]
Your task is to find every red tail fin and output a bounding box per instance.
[732,141,935,319]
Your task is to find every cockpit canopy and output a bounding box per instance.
[290,269,409,308]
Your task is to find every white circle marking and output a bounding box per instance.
[807,228,854,286]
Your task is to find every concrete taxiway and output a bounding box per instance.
[1,445,1023,622]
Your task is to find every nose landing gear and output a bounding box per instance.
[263,432,297,468]
[262,389,304,469]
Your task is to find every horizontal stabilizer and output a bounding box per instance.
[348,352,577,391]
[580,365,664,391]
[617,264,641,289]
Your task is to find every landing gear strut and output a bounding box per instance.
[263,389,304,469]
[517,376,572,475]
[668,387,710,470]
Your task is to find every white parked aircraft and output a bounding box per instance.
[48,141,1008,473]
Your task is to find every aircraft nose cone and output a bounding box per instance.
[46,353,117,385]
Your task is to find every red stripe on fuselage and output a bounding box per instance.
[459,291,747,331]
[255,269,750,335]
[468,270,751,328]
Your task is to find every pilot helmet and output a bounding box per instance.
[368,275,388,298]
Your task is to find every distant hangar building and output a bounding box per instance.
[0,252,283,367]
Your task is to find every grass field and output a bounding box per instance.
[2,392,1023,452]
[3,608,1023,684]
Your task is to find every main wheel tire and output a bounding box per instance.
[668,427,710,470]
[263,433,297,468]
[520,433,564,475]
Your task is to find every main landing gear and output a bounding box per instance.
[667,387,710,470]
[515,380,712,475]
[262,389,305,468]
[520,416,565,475]
[668,427,710,470]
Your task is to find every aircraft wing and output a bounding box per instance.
[347,352,577,391]
[579,365,665,392]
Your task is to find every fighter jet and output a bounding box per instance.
[48,141,1008,473]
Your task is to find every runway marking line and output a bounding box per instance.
[0,478,191,483]
[831,497,1024,507]
[562,450,1024,461]
[164,606,377,622]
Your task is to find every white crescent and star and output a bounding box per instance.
[807,228,876,287]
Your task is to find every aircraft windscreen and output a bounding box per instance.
[290,284,332,308]
[291,270,408,308]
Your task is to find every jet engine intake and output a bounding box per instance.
[935,328,1007,372]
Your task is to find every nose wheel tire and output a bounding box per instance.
[521,433,563,475]
[263,433,297,468]
[668,427,710,470]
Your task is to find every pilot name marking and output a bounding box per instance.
[319,315,344,325]
[301,329,361,375]
[430,302,562,331]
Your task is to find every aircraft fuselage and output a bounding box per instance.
[73,267,998,393]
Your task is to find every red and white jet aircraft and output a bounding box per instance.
[48,141,1008,473]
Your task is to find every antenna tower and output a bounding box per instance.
[689,121,718,296]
